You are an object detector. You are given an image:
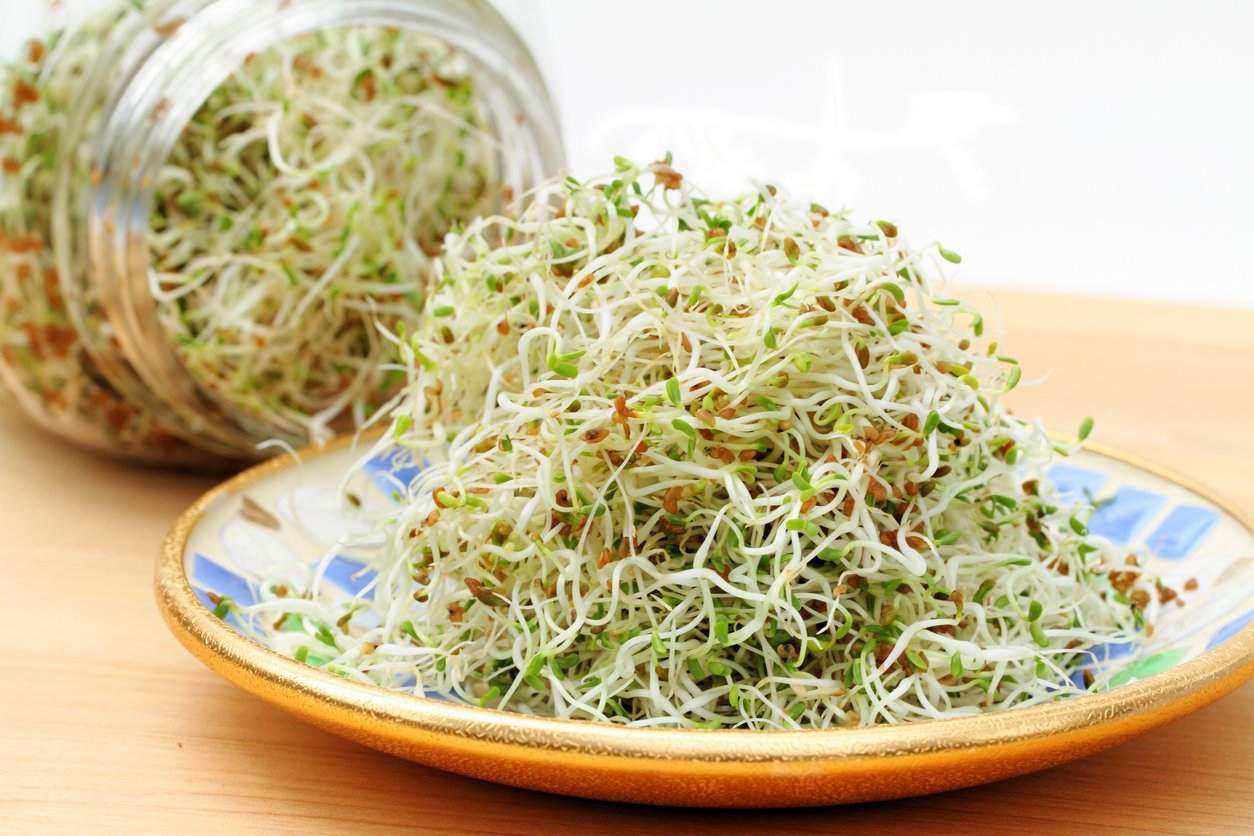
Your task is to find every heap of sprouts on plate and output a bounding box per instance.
[0,1,499,454]
[241,158,1162,729]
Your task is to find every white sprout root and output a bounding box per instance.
[244,158,1161,729]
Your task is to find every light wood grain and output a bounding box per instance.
[1,290,1251,834]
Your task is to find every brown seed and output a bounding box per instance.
[465,578,506,606]
[1184,578,1199,591]
[680,333,692,353]
[11,79,39,107]
[153,17,186,36]
[496,319,510,335]
[614,395,637,420]
[652,163,683,190]
[867,479,888,502]
[240,496,280,529]
[662,486,684,514]
[696,408,716,427]
[597,547,614,569]
[581,427,610,443]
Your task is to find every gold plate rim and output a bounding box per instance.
[154,432,1254,794]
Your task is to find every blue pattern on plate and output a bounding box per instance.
[1087,487,1167,544]
[1070,639,1138,688]
[1207,611,1254,651]
[321,555,378,599]
[1145,505,1220,560]
[363,447,426,497]
[1087,640,1135,662]
[1048,465,1108,503]
[193,553,256,606]
[192,554,255,630]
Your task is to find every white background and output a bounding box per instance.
[510,0,1254,307]
[8,0,1254,307]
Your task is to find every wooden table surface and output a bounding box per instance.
[2,289,1252,834]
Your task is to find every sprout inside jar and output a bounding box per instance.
[0,0,562,465]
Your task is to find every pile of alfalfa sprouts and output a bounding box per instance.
[240,158,1161,729]
[0,0,499,452]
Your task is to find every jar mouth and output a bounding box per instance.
[60,0,564,458]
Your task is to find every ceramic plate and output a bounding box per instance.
[156,436,1254,807]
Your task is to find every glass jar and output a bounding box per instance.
[0,0,563,465]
